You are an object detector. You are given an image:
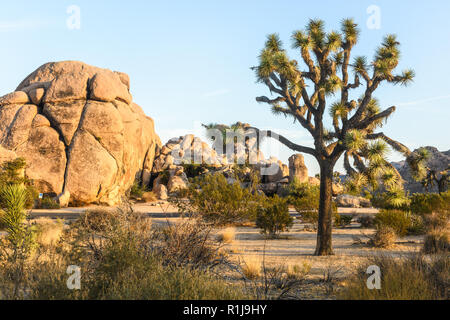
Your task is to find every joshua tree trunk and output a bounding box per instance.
[315,161,335,256]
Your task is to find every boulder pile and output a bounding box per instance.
[0,61,161,206]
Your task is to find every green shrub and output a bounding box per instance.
[370,188,410,210]
[286,180,319,212]
[0,158,37,209]
[374,209,412,237]
[35,197,61,210]
[409,192,449,215]
[182,163,210,178]
[407,214,426,235]
[339,254,449,300]
[175,173,265,226]
[256,195,293,237]
[334,214,353,227]
[129,180,148,199]
[300,210,318,225]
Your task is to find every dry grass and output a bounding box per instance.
[423,229,449,254]
[33,218,64,247]
[369,226,396,248]
[142,192,157,203]
[286,261,312,279]
[217,227,236,244]
[241,256,262,280]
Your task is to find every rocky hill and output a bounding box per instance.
[391,146,449,193]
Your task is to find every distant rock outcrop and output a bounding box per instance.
[0,61,161,205]
[392,146,449,193]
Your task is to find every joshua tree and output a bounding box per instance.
[252,18,417,255]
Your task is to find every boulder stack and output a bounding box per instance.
[0,61,161,206]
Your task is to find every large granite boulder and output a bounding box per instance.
[0,61,161,205]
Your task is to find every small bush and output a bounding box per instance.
[409,192,450,215]
[369,225,396,248]
[300,210,318,225]
[217,227,235,244]
[141,191,157,203]
[176,173,265,226]
[287,180,319,212]
[34,218,64,247]
[423,211,449,232]
[423,229,449,254]
[129,180,148,199]
[241,257,261,280]
[407,214,426,235]
[35,197,61,209]
[339,254,449,300]
[256,195,293,237]
[0,158,37,209]
[374,209,412,237]
[356,214,375,228]
[334,214,353,227]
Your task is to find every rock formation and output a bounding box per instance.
[0,61,161,206]
[288,154,308,183]
[392,146,450,193]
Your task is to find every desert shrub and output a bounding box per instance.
[175,173,265,226]
[356,214,375,228]
[151,219,225,269]
[0,158,37,209]
[369,225,396,248]
[423,211,449,232]
[34,218,64,247]
[141,191,157,202]
[286,180,319,212]
[407,214,426,235]
[370,188,411,210]
[409,192,450,215]
[182,163,210,178]
[374,209,412,237]
[339,254,449,300]
[241,256,261,280]
[216,227,235,244]
[423,229,449,254]
[129,180,148,199]
[0,184,38,299]
[334,214,353,227]
[256,195,293,237]
[35,197,61,209]
[287,180,337,229]
[2,201,248,300]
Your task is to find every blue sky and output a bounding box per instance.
[1,0,449,174]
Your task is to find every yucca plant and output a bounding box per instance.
[250,18,422,255]
[0,184,37,299]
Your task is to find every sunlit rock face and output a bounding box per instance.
[0,61,161,206]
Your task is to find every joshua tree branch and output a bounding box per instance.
[248,127,316,156]
[366,132,411,156]
[355,106,396,129]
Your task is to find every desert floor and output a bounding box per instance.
[27,202,423,293]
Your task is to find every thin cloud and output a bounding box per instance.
[397,94,450,107]
[202,89,230,98]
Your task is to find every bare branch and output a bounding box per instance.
[248,127,316,156]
